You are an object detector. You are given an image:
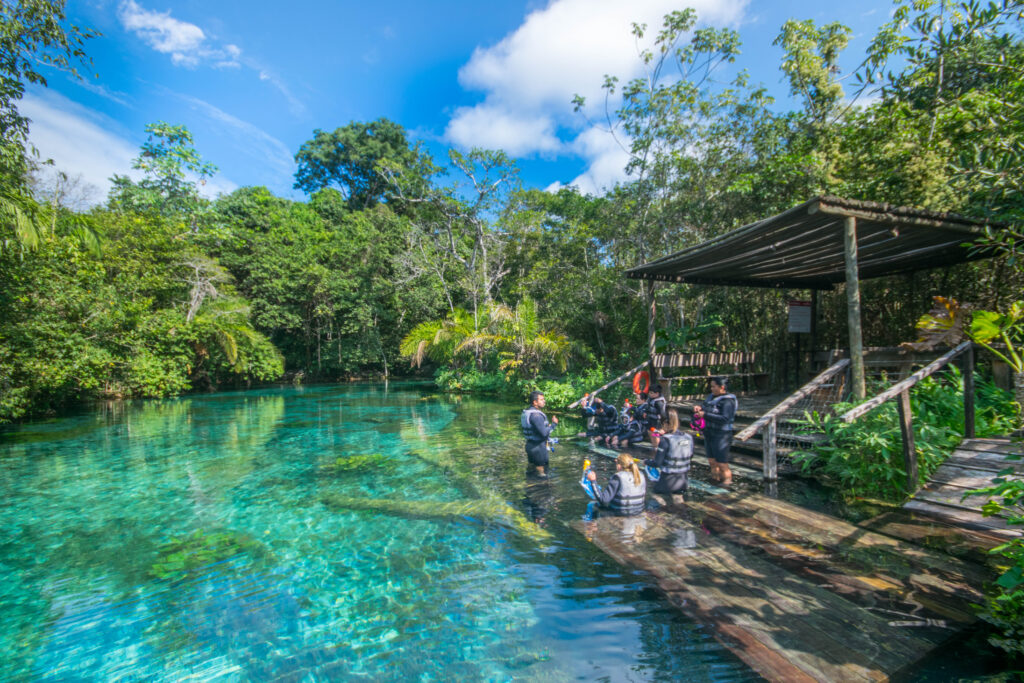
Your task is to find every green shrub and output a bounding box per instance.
[798,371,1019,501]
[972,470,1024,657]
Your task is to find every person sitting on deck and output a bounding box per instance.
[609,393,646,448]
[577,396,618,443]
[585,452,647,517]
[643,385,668,449]
[644,408,693,495]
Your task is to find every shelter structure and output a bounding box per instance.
[625,195,1000,398]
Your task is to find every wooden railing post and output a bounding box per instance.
[963,343,976,439]
[763,415,778,482]
[897,390,917,493]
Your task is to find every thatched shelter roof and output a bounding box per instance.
[625,196,997,290]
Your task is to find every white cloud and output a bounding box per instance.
[567,125,633,195]
[447,0,748,190]
[118,0,241,68]
[446,105,560,156]
[21,89,236,204]
[21,90,139,201]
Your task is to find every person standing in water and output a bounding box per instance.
[693,376,738,485]
[522,391,558,478]
[646,408,693,495]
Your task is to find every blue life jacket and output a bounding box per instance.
[701,393,738,432]
[608,470,646,516]
[521,407,549,441]
[659,432,693,475]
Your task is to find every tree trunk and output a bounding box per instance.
[1015,372,1024,434]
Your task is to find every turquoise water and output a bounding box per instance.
[0,384,757,681]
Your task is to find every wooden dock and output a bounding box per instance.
[574,488,992,682]
[901,437,1022,539]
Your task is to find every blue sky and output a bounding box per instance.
[27,0,898,205]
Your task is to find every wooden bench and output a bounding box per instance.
[652,352,768,399]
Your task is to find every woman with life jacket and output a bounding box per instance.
[693,376,738,485]
[522,391,558,478]
[643,385,668,450]
[585,452,647,516]
[644,408,693,495]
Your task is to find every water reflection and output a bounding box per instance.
[0,384,757,681]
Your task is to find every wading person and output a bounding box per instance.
[693,376,737,485]
[585,452,647,516]
[645,408,693,495]
[522,391,558,478]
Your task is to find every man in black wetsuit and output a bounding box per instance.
[522,391,558,478]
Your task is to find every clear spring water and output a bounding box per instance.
[0,383,758,682]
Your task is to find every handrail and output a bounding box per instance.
[840,341,972,423]
[567,359,650,409]
[735,359,851,442]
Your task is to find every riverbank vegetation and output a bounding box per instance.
[3,1,1023,422]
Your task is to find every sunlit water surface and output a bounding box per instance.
[0,384,759,681]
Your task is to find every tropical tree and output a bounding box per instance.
[108,122,218,228]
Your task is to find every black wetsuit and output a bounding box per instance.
[701,393,738,463]
[650,431,693,494]
[522,406,554,467]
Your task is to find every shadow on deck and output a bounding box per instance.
[574,484,994,682]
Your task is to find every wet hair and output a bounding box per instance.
[616,453,643,486]
[710,376,730,390]
[528,390,544,405]
[650,384,663,395]
[665,408,680,433]
[639,392,648,401]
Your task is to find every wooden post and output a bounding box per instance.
[647,281,658,390]
[963,343,975,439]
[762,415,777,482]
[897,390,917,493]
[809,289,818,366]
[843,215,866,399]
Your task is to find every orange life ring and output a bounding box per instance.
[632,370,650,394]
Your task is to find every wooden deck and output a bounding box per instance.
[574,489,992,682]
[901,437,1022,538]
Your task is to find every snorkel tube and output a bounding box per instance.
[580,459,600,500]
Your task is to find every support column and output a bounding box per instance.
[647,281,658,390]
[843,216,866,399]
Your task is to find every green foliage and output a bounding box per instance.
[108,122,218,226]
[293,118,433,209]
[971,463,1024,656]
[149,528,268,582]
[797,371,1019,501]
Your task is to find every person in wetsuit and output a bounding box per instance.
[585,452,647,516]
[577,396,618,444]
[692,376,738,485]
[645,408,693,495]
[609,393,646,448]
[522,391,558,478]
[643,385,668,449]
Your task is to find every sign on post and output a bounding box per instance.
[788,300,812,334]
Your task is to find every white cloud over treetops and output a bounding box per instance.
[22,89,236,204]
[446,0,748,195]
[118,0,241,68]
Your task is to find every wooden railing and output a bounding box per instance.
[567,359,649,409]
[735,359,851,482]
[838,341,975,493]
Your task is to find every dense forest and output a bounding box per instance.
[1,1,1023,423]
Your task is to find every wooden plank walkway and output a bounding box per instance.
[901,437,1022,538]
[574,486,991,682]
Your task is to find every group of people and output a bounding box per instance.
[577,387,668,450]
[521,377,739,518]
